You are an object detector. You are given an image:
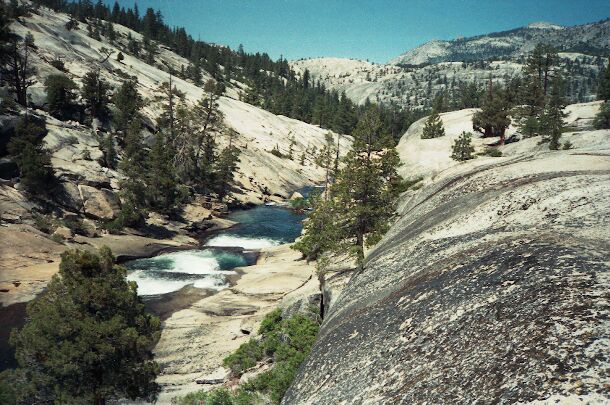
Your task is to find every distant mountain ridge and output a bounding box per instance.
[390,19,610,66]
[291,19,609,110]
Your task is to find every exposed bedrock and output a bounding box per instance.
[283,151,610,404]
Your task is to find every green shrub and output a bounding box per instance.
[258,308,282,335]
[50,234,64,244]
[562,141,573,150]
[289,197,308,212]
[49,58,66,72]
[397,176,423,193]
[0,370,17,404]
[0,96,18,113]
[176,388,259,405]
[181,308,320,405]
[101,218,123,234]
[101,200,145,234]
[269,145,287,159]
[483,147,502,157]
[223,338,264,376]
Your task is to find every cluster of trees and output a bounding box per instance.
[472,78,512,144]
[27,0,414,139]
[139,77,240,218]
[511,44,568,149]
[108,77,240,227]
[419,43,603,162]
[0,5,56,195]
[465,44,571,150]
[294,106,403,265]
[0,247,161,405]
[594,58,610,129]
[0,4,240,220]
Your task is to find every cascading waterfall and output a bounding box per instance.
[126,204,307,296]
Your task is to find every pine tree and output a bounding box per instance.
[593,58,610,130]
[516,44,558,137]
[213,144,240,200]
[472,79,511,144]
[119,121,148,225]
[2,31,36,107]
[451,131,475,161]
[296,106,402,264]
[593,101,610,130]
[598,58,610,102]
[187,79,224,192]
[112,79,143,135]
[147,132,179,214]
[8,247,160,404]
[155,75,185,142]
[7,117,55,194]
[293,193,338,261]
[45,74,78,120]
[81,68,111,119]
[101,132,117,169]
[421,111,445,139]
[540,76,568,150]
[315,133,337,192]
[127,34,140,56]
[287,132,296,159]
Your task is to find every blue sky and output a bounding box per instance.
[108,0,610,63]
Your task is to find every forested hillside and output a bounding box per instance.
[27,0,415,137]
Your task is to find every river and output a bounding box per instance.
[0,186,319,372]
[125,204,306,297]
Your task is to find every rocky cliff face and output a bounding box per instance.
[283,108,610,404]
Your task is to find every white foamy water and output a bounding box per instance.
[126,250,236,296]
[163,251,221,274]
[127,270,228,296]
[204,235,281,249]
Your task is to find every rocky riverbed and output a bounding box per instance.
[152,244,318,403]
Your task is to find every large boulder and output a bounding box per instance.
[52,226,73,241]
[78,185,120,220]
[284,150,610,404]
[54,181,84,212]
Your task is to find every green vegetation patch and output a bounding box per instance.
[176,308,320,405]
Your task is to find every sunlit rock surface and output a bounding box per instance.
[284,128,610,404]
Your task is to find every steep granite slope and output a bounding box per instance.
[6,5,351,205]
[284,111,610,404]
